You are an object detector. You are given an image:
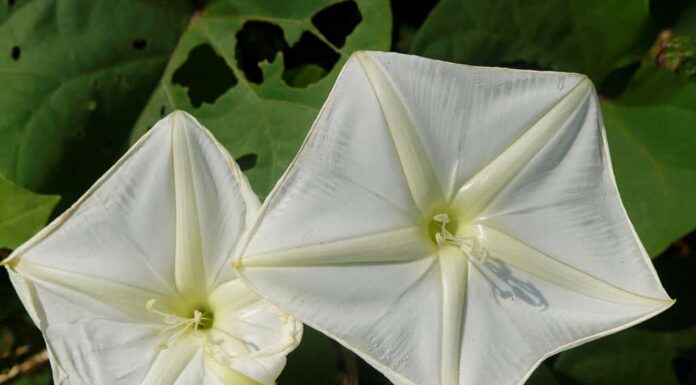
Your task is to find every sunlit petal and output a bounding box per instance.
[355,52,446,212]
[239,51,672,385]
[140,337,199,385]
[452,78,592,219]
[360,51,586,199]
[5,110,295,385]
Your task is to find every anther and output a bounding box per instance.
[433,213,456,247]
[145,299,212,350]
[433,213,450,224]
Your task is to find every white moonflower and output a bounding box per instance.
[235,51,674,385]
[2,111,301,385]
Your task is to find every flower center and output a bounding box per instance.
[189,304,215,329]
[146,299,214,350]
[428,213,490,263]
[428,212,459,247]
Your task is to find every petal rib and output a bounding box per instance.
[452,78,592,220]
[139,338,199,385]
[15,261,172,322]
[477,225,673,308]
[438,245,468,385]
[241,226,430,268]
[205,354,261,385]
[355,51,446,213]
[171,112,207,300]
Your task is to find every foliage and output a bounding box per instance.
[410,0,655,83]
[0,175,58,249]
[602,65,696,256]
[128,0,392,196]
[0,0,694,384]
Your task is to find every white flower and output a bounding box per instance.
[3,111,301,385]
[235,51,674,385]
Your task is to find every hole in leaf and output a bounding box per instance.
[159,105,166,117]
[598,62,640,98]
[311,1,361,48]
[236,153,258,171]
[172,44,237,108]
[235,21,286,84]
[234,2,353,89]
[11,46,20,60]
[282,31,339,88]
[132,38,147,50]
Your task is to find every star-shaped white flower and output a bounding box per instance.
[3,111,301,385]
[235,52,674,385]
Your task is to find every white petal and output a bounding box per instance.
[3,110,262,383]
[172,112,207,298]
[7,119,181,298]
[355,52,446,212]
[239,257,443,385]
[236,66,441,379]
[242,226,428,268]
[10,262,172,324]
[362,51,585,199]
[208,280,301,384]
[477,89,670,300]
[42,319,166,385]
[438,246,468,385]
[475,225,671,308]
[5,110,258,317]
[204,353,261,385]
[458,253,670,385]
[242,56,421,260]
[170,111,261,296]
[452,78,592,219]
[140,337,200,385]
[239,52,671,385]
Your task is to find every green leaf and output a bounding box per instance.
[526,364,561,385]
[283,64,329,88]
[129,0,391,196]
[603,65,696,256]
[554,325,696,385]
[0,174,59,249]
[673,1,696,36]
[0,0,390,204]
[0,0,192,208]
[410,0,655,83]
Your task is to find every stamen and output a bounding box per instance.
[145,299,212,350]
[433,213,457,247]
[431,213,493,263]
